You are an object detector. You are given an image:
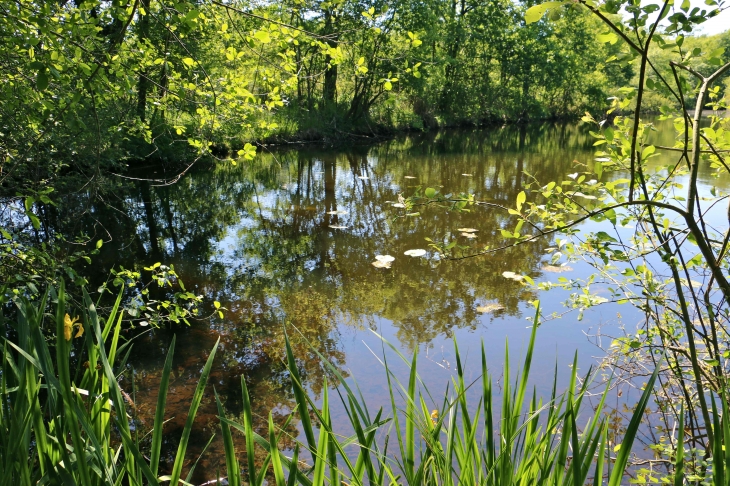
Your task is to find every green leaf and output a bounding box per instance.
[182,57,195,67]
[425,187,436,198]
[605,208,617,225]
[36,70,48,91]
[641,145,656,159]
[516,191,526,212]
[95,239,103,249]
[255,31,271,43]
[597,32,618,44]
[525,2,564,24]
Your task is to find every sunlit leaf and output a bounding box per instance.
[254,31,272,43]
[457,228,478,233]
[516,191,526,211]
[525,1,564,24]
[404,249,427,257]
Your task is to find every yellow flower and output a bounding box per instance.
[64,314,80,341]
[431,409,439,424]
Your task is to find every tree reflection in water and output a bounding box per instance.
[53,122,600,482]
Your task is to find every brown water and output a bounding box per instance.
[81,120,728,482]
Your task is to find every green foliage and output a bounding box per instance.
[410,0,730,475]
[0,283,217,484]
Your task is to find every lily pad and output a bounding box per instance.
[404,249,427,257]
[461,232,477,239]
[372,255,395,269]
[457,228,478,233]
[329,225,348,229]
[542,264,573,273]
[502,271,524,282]
[476,304,504,313]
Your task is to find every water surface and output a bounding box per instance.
[80,120,726,482]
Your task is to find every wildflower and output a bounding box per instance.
[63,314,81,341]
[431,409,439,424]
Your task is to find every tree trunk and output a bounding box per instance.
[322,9,338,107]
[136,0,151,122]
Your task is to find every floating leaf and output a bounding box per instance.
[476,304,504,313]
[329,225,348,229]
[457,228,478,233]
[404,249,427,257]
[502,271,524,282]
[404,176,416,179]
[461,173,473,177]
[542,265,573,273]
[372,254,395,269]
[392,203,406,208]
[425,187,437,198]
[139,321,149,327]
[326,210,348,215]
[461,232,477,239]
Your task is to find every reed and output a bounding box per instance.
[2,290,707,485]
[0,282,217,484]
[222,304,660,486]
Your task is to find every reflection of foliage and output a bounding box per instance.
[36,121,599,479]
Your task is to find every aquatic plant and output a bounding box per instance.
[2,291,673,485]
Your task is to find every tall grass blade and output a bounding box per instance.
[151,335,176,478]
[674,404,684,486]
[608,357,662,486]
[168,337,220,485]
[216,387,241,486]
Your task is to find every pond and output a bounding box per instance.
[80,119,726,482]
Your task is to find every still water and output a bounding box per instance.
[86,120,726,482]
